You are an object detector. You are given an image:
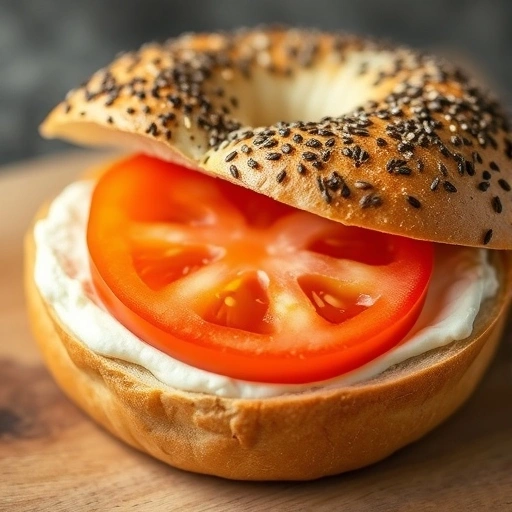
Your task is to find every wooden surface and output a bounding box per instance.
[1,151,512,511]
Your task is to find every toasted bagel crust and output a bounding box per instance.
[41,28,512,248]
[25,207,512,480]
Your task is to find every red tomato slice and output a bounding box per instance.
[87,154,434,384]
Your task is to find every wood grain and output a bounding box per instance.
[1,152,512,511]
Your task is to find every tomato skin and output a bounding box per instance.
[88,154,434,384]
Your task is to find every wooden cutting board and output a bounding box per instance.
[1,151,511,511]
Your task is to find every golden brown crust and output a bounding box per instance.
[25,207,512,480]
[40,28,512,248]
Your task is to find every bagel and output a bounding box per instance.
[28,27,512,480]
[41,28,512,249]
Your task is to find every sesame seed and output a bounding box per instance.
[297,163,306,174]
[281,143,293,154]
[229,165,239,179]
[490,161,500,172]
[431,177,440,191]
[126,107,135,114]
[225,151,237,162]
[325,138,336,147]
[397,167,412,176]
[443,181,457,193]
[438,162,448,176]
[276,170,287,183]
[498,179,511,191]
[465,161,475,176]
[266,152,281,161]
[145,122,158,136]
[293,134,303,143]
[262,138,278,149]
[492,196,503,213]
[341,183,351,198]
[306,138,322,148]
[407,195,421,208]
[483,229,493,245]
[478,182,490,191]
[247,158,259,169]
[107,116,113,124]
[482,170,492,180]
[302,151,317,161]
[472,151,483,164]
[278,127,290,137]
[241,144,251,154]
[354,181,373,190]
[376,137,387,147]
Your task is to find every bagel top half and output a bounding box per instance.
[41,27,512,249]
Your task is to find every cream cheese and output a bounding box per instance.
[34,181,499,399]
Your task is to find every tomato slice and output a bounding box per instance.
[87,154,434,384]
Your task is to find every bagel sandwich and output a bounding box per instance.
[26,27,512,480]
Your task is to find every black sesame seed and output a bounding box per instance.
[341,183,351,198]
[450,135,462,146]
[492,196,503,213]
[293,134,303,143]
[478,182,490,191]
[143,105,151,114]
[482,170,492,180]
[247,158,259,169]
[376,137,387,147]
[126,107,135,114]
[276,170,287,183]
[465,161,475,176]
[438,162,448,176]
[107,116,113,124]
[472,151,483,164]
[443,181,457,193]
[229,165,239,179]
[241,144,251,154]
[325,138,336,147]
[342,148,353,157]
[321,150,331,162]
[312,161,324,170]
[253,136,266,146]
[266,152,281,161]
[225,151,237,163]
[397,167,412,176]
[145,122,158,136]
[457,161,465,176]
[354,181,373,190]
[498,179,511,191]
[417,159,425,172]
[483,229,493,245]
[306,138,322,148]
[297,163,306,174]
[302,151,318,161]
[281,143,293,154]
[398,142,413,153]
[278,127,290,137]
[262,138,278,149]
[490,161,500,172]
[407,195,421,208]
[431,177,440,191]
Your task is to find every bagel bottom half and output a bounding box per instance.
[25,206,512,481]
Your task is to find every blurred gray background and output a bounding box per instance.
[1,0,511,166]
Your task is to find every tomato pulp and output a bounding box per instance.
[87,154,434,383]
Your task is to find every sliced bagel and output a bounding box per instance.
[25,206,512,480]
[41,28,512,248]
